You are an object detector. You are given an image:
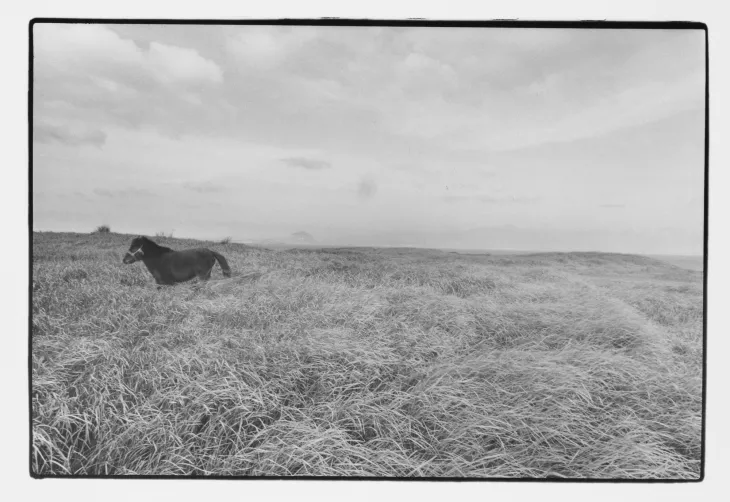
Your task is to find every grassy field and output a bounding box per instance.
[31,231,704,478]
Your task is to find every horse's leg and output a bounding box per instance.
[198,256,215,281]
[155,275,173,288]
[199,264,214,281]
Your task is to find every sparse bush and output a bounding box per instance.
[31,232,703,478]
[94,224,111,234]
[219,236,232,244]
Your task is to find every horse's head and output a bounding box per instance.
[123,236,146,264]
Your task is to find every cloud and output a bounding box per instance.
[512,73,705,152]
[93,187,152,198]
[372,29,705,152]
[182,181,225,193]
[35,24,223,87]
[226,26,319,69]
[385,66,703,153]
[281,157,332,170]
[397,51,459,96]
[33,24,228,142]
[147,42,223,85]
[357,176,378,200]
[34,122,107,147]
[35,23,143,70]
[34,25,704,160]
[73,191,94,201]
[599,203,626,209]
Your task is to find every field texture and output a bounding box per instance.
[31,232,704,478]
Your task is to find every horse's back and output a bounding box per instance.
[174,249,215,264]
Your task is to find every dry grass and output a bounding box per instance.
[31,231,703,478]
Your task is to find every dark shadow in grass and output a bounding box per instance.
[62,269,89,282]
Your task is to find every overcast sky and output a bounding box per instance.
[32,23,705,254]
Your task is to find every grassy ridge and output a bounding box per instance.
[31,232,703,477]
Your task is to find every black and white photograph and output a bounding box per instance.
[30,20,707,480]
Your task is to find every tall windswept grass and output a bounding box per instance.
[31,232,703,478]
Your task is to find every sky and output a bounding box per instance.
[32,23,706,254]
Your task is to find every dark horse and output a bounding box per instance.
[122,236,231,285]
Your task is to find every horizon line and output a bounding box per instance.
[31,229,703,258]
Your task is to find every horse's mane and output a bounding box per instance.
[140,236,174,254]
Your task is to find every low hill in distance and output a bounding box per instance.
[251,230,317,248]
[290,231,316,244]
[646,254,704,272]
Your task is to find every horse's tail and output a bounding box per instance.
[211,251,232,277]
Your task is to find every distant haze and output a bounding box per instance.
[33,24,705,255]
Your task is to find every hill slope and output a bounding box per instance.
[31,232,703,478]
